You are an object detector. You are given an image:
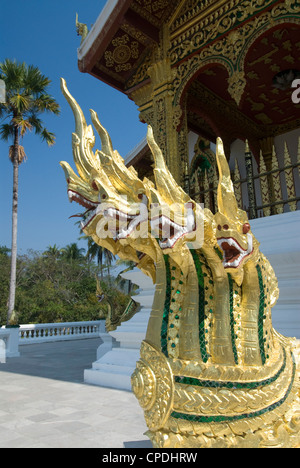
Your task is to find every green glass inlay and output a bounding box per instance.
[191,250,208,363]
[161,254,171,357]
[175,347,286,389]
[256,264,266,365]
[228,274,238,365]
[214,246,223,260]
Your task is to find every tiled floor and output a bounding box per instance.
[0,339,151,448]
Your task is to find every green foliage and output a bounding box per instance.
[0,245,132,325]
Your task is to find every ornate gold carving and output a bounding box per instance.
[125,49,155,91]
[173,351,293,416]
[227,70,246,106]
[203,171,210,209]
[233,159,243,210]
[131,0,175,28]
[187,80,264,139]
[104,34,139,72]
[169,0,220,34]
[134,56,182,183]
[131,341,174,431]
[283,142,297,212]
[121,21,149,46]
[271,146,284,215]
[172,0,300,108]
[170,0,278,63]
[259,151,271,217]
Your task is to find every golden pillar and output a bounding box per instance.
[130,26,185,186]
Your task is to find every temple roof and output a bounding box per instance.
[77,1,300,148]
[77,0,180,93]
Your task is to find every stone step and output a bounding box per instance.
[84,348,140,390]
[84,368,133,390]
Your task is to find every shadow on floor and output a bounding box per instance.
[0,338,102,383]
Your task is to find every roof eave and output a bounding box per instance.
[77,0,133,74]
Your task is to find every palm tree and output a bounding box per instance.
[115,259,136,294]
[0,59,60,325]
[85,237,115,280]
[43,244,61,260]
[61,243,85,262]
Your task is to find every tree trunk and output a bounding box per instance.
[7,126,19,325]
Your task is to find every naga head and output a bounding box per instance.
[60,78,148,266]
[59,79,203,279]
[146,125,204,254]
[214,138,259,282]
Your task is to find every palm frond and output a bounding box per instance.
[28,115,43,134]
[0,123,14,141]
[0,102,10,118]
[0,59,26,91]
[33,94,60,114]
[9,93,30,113]
[12,116,32,136]
[25,65,51,94]
[41,128,56,146]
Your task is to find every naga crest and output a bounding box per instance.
[60,79,300,449]
[214,138,259,286]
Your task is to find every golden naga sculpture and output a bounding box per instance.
[60,78,300,448]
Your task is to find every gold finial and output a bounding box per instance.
[245,139,250,154]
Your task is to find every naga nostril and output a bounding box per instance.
[217,225,222,230]
[91,180,98,191]
[223,224,229,230]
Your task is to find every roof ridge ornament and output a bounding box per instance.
[76,13,89,45]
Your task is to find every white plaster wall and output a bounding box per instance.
[250,211,300,339]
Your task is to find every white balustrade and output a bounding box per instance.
[0,327,20,358]
[19,320,104,344]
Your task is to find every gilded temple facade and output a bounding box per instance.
[77,0,300,219]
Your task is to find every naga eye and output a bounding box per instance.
[223,224,229,230]
[101,193,107,200]
[243,223,250,234]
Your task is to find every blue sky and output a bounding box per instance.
[0,0,146,254]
